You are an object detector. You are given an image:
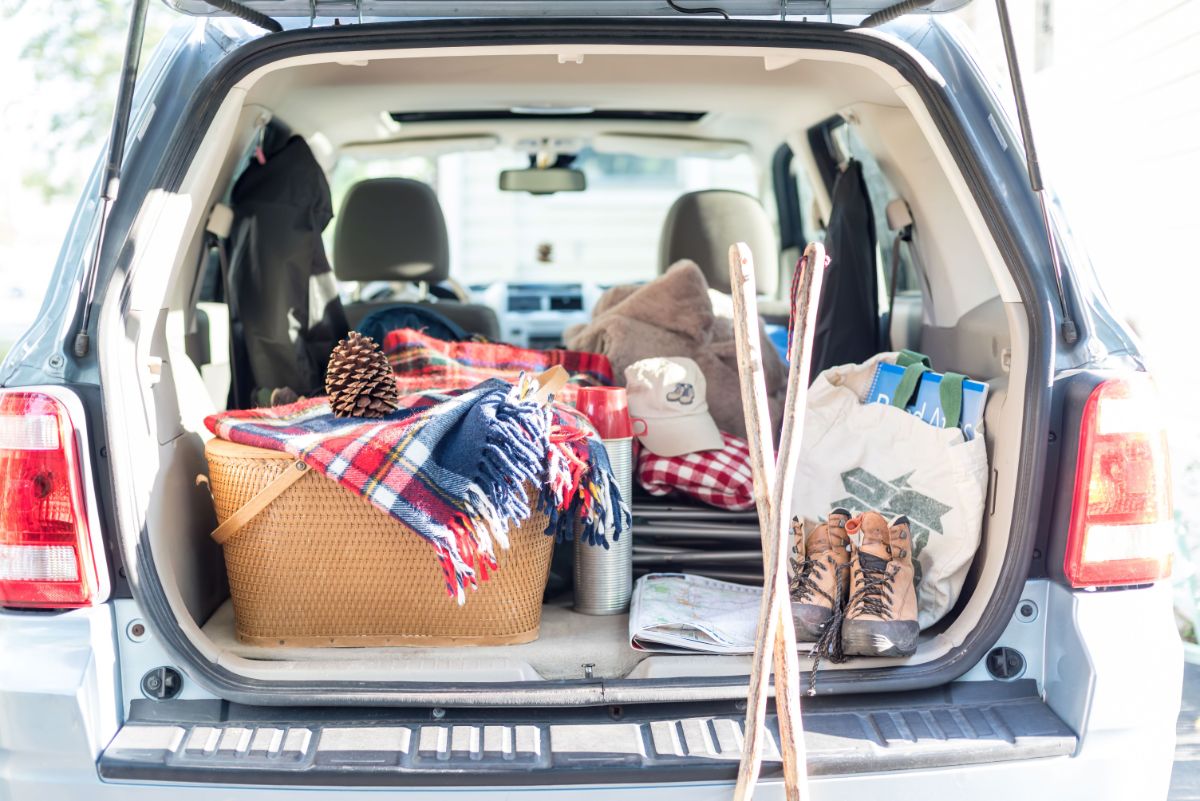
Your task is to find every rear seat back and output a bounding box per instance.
[334,178,500,340]
[659,190,780,297]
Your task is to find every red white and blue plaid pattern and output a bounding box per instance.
[636,432,756,512]
[207,376,628,602]
[384,328,614,403]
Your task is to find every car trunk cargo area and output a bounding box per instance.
[98,20,1042,707]
[190,466,1002,688]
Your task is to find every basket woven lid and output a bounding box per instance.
[205,437,294,460]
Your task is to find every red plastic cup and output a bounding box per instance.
[574,386,646,440]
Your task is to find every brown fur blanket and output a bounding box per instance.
[564,260,786,438]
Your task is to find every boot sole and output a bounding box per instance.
[841,619,919,657]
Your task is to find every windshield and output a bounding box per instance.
[330,147,759,286]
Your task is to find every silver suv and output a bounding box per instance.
[0,2,1180,798]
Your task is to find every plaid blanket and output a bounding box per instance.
[637,432,756,512]
[207,375,629,603]
[384,328,614,403]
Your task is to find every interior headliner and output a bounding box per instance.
[238,42,1014,321]
[245,48,907,160]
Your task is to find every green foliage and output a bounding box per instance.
[7,0,169,200]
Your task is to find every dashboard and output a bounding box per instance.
[470,282,611,350]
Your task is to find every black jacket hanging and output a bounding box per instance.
[811,159,880,378]
[226,136,348,407]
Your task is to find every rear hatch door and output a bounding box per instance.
[161,0,971,19]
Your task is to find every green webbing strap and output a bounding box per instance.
[940,372,966,429]
[890,350,933,410]
[889,350,965,430]
[891,362,929,410]
[895,349,931,369]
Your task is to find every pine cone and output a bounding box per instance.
[325,332,399,419]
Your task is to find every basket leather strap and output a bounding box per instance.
[531,365,569,406]
[211,459,310,546]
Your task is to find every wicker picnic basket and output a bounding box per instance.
[204,437,555,648]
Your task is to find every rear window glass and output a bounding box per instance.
[329,148,758,286]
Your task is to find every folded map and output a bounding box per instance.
[629,573,761,654]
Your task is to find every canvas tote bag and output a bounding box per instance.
[791,351,989,628]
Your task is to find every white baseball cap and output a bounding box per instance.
[625,357,724,458]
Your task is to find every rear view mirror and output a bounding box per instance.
[499,168,587,195]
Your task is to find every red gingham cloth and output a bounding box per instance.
[636,432,755,512]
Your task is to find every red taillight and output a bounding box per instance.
[0,391,98,608]
[1064,375,1173,588]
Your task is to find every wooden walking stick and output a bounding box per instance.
[728,243,804,801]
[731,241,827,801]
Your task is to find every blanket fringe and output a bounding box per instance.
[540,430,630,550]
[435,380,556,602]
[440,376,632,601]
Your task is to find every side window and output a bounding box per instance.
[793,158,824,248]
[772,143,823,281]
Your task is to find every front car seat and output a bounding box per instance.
[334,178,501,340]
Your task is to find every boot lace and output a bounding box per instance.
[806,550,900,696]
[806,560,850,695]
[848,550,898,620]
[789,554,835,606]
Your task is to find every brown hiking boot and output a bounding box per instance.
[841,513,919,657]
[790,508,851,641]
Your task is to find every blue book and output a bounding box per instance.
[765,324,790,363]
[866,362,989,441]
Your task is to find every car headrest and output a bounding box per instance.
[658,190,779,296]
[334,178,449,284]
[886,197,913,231]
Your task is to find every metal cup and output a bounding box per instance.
[574,436,633,615]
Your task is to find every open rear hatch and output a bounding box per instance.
[163,0,974,20]
[91,0,1065,729]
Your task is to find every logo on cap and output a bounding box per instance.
[665,382,695,405]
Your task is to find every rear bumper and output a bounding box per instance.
[0,742,1172,801]
[97,678,1074,785]
[0,581,1180,799]
[0,606,122,795]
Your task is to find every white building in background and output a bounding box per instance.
[954,1,1200,350]
[953,0,1200,535]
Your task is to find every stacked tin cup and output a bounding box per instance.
[572,387,640,615]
